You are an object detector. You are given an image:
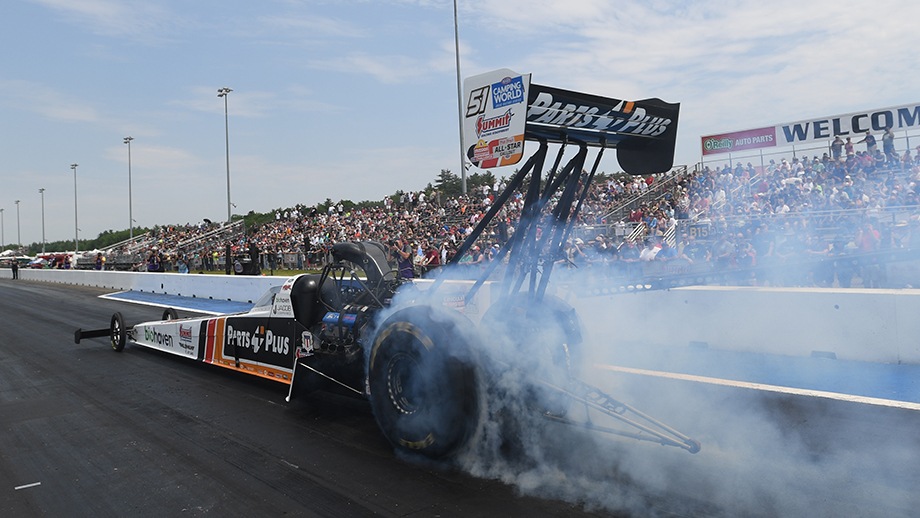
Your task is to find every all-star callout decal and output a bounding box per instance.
[462,69,680,175]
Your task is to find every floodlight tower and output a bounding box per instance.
[217,87,233,223]
[39,188,46,253]
[14,200,20,249]
[71,163,79,253]
[124,136,134,239]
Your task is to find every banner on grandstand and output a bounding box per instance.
[701,101,920,156]
[700,126,776,156]
[463,68,531,169]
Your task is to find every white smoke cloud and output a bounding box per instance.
[365,256,920,516]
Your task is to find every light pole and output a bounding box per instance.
[453,0,467,195]
[217,87,233,223]
[71,163,79,253]
[0,208,4,249]
[39,188,45,253]
[15,200,21,250]
[124,136,134,239]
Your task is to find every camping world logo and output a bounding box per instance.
[491,76,525,109]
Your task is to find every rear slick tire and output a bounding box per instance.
[367,306,480,459]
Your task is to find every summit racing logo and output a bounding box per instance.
[476,109,513,138]
[491,76,525,109]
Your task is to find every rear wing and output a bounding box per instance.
[463,69,679,175]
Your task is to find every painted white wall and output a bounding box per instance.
[567,286,920,365]
[9,268,282,304]
[6,268,919,364]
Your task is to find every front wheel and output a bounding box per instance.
[162,308,178,320]
[110,312,127,352]
[367,306,480,459]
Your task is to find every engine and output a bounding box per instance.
[318,304,374,359]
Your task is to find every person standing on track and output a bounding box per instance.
[11,259,19,279]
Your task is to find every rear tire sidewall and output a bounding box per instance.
[479,295,583,417]
[367,306,480,459]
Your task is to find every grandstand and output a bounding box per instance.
[35,100,920,290]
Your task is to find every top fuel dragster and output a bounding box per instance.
[75,69,700,458]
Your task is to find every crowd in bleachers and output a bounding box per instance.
[94,134,920,287]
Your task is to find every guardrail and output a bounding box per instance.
[4,267,919,365]
[5,268,283,304]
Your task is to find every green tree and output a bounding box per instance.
[434,169,462,198]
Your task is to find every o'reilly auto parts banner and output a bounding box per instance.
[463,68,530,169]
[701,102,920,156]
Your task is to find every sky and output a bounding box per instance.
[2,0,920,248]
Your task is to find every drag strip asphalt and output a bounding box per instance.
[2,279,920,517]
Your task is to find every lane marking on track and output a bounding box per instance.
[597,364,920,411]
[14,482,41,490]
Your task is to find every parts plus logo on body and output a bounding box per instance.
[226,323,290,356]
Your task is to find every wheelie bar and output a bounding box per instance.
[540,377,701,454]
[74,327,110,344]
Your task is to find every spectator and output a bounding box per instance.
[390,237,414,279]
[883,127,896,159]
[831,135,844,161]
[858,131,877,155]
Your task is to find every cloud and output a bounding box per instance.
[31,0,179,41]
[0,79,100,122]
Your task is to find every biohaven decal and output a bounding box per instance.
[140,323,198,358]
[463,69,530,169]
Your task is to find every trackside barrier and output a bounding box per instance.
[5,268,920,364]
[568,285,920,365]
[8,268,282,304]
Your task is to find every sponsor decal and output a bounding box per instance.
[463,69,529,169]
[144,326,175,349]
[476,109,513,138]
[177,324,195,352]
[700,126,776,156]
[442,294,465,309]
[492,136,523,159]
[472,139,492,162]
[296,331,314,358]
[527,91,671,137]
[466,85,490,118]
[272,303,292,315]
[491,75,525,109]
[226,323,290,356]
[441,294,479,316]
